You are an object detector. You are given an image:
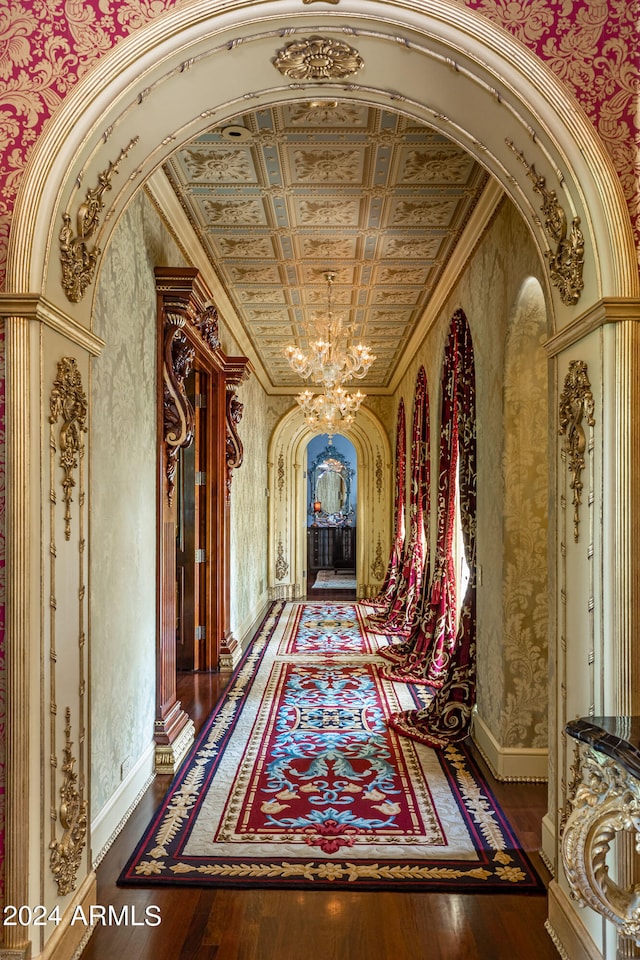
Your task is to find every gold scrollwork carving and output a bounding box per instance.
[562,748,640,943]
[49,357,87,541]
[375,449,383,502]
[273,36,364,80]
[277,450,285,500]
[275,537,289,581]
[506,140,584,305]
[59,138,138,303]
[559,360,595,542]
[370,534,386,581]
[50,707,88,896]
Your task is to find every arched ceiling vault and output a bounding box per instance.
[7,0,637,394]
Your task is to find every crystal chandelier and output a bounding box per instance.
[296,385,366,438]
[285,272,375,388]
[285,271,375,436]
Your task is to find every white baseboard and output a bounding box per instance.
[547,880,604,960]
[90,740,156,867]
[472,712,549,781]
[35,871,97,960]
[234,594,270,653]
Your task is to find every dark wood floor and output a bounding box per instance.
[82,597,557,960]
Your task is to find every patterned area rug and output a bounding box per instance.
[312,570,357,589]
[119,602,544,893]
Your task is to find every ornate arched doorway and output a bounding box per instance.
[268,404,391,600]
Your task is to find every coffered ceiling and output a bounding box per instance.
[162,101,489,391]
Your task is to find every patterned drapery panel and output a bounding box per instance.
[367,399,406,608]
[389,309,477,747]
[366,367,429,636]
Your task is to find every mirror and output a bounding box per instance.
[309,445,354,526]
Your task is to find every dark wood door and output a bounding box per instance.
[176,371,209,670]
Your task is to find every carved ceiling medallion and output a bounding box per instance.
[273,36,364,81]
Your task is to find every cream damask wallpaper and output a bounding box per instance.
[90,191,186,815]
[500,278,548,749]
[393,198,548,751]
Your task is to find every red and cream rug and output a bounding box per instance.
[119,602,544,893]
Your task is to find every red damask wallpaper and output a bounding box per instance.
[0,0,638,288]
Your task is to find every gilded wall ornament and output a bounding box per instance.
[277,450,285,500]
[559,359,595,542]
[49,357,87,541]
[507,140,584,305]
[275,537,289,580]
[375,450,383,501]
[371,535,386,580]
[273,36,364,81]
[562,748,640,943]
[50,708,88,896]
[59,137,138,302]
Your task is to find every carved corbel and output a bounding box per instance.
[225,388,244,500]
[193,301,220,351]
[562,748,640,943]
[163,314,195,505]
[559,359,595,542]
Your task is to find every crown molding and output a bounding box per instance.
[0,293,106,356]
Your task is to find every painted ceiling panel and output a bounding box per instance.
[163,103,488,389]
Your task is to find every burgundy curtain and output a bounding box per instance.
[367,367,429,637]
[388,309,477,747]
[366,399,406,608]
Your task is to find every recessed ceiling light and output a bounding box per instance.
[221,125,251,141]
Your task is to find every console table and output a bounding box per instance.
[563,716,640,944]
[308,526,356,572]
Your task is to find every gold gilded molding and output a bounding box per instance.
[49,356,87,541]
[562,748,640,943]
[50,708,88,896]
[507,139,584,305]
[558,359,595,543]
[59,137,138,303]
[273,36,364,80]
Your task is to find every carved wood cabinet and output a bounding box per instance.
[308,526,356,571]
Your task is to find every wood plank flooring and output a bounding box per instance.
[81,603,558,960]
